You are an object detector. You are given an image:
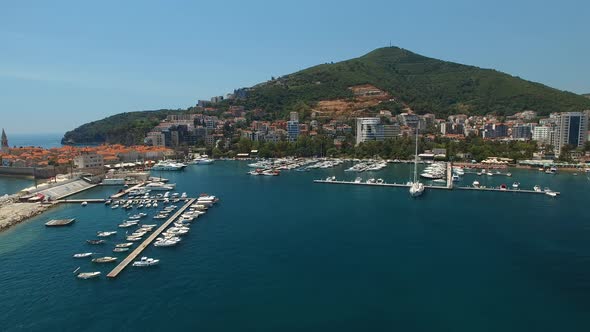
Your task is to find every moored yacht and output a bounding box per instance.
[409,127,425,197]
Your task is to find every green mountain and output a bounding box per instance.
[62,110,180,145]
[62,47,590,144]
[244,47,590,118]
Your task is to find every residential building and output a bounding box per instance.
[287,120,300,142]
[383,124,401,139]
[532,126,552,145]
[552,112,589,155]
[74,151,104,169]
[289,111,299,122]
[512,124,533,140]
[355,118,384,145]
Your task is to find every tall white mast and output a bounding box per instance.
[413,125,419,182]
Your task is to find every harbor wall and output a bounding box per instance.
[0,166,57,179]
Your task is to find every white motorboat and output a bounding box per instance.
[472,180,480,188]
[91,256,118,263]
[115,242,133,248]
[97,231,117,237]
[152,160,186,171]
[118,221,138,228]
[545,191,557,197]
[512,182,520,189]
[354,177,362,183]
[73,252,93,258]
[533,185,542,192]
[81,201,88,207]
[77,271,101,279]
[452,174,460,182]
[154,239,179,247]
[145,182,176,191]
[113,247,130,252]
[132,256,160,267]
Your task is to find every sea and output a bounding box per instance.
[0,133,63,195]
[1,161,590,331]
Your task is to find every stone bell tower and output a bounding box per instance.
[1,128,8,153]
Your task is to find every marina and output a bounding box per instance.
[106,198,196,278]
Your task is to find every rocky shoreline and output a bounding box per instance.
[0,195,53,232]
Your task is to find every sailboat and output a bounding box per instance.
[409,126,425,197]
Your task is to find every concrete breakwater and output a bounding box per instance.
[0,178,96,232]
[0,195,53,232]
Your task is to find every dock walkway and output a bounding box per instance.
[106,198,196,278]
[314,180,559,195]
[111,182,144,199]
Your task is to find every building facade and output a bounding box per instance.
[552,112,588,156]
[74,151,104,169]
[287,120,300,142]
[355,118,384,145]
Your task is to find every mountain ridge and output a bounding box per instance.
[62,46,590,145]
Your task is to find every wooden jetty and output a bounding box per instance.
[45,218,76,227]
[106,198,196,278]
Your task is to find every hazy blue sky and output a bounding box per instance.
[1,0,588,134]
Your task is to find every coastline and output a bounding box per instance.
[0,196,54,233]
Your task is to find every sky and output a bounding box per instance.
[0,0,588,134]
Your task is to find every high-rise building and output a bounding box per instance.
[532,126,552,145]
[552,112,589,156]
[287,120,300,142]
[355,118,384,145]
[1,128,8,153]
[512,124,533,140]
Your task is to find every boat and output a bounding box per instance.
[132,256,160,267]
[325,176,336,182]
[113,247,130,252]
[92,256,118,263]
[452,174,460,182]
[472,180,480,188]
[433,179,446,184]
[45,218,76,227]
[533,185,542,192]
[154,239,179,247]
[86,239,106,245]
[512,182,520,189]
[81,201,88,207]
[145,182,176,191]
[545,191,558,197]
[97,231,117,237]
[115,242,133,248]
[126,236,143,242]
[409,126,425,197]
[77,271,101,279]
[191,156,214,165]
[151,160,186,171]
[499,184,507,190]
[118,221,138,228]
[376,178,384,184]
[366,178,376,184]
[73,252,93,258]
[104,199,112,205]
[354,177,362,183]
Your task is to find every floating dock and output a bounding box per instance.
[314,180,559,195]
[45,218,76,227]
[106,198,196,278]
[57,199,106,204]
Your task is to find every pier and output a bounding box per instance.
[314,180,559,196]
[106,198,196,278]
[111,182,145,199]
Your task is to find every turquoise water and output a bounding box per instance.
[0,176,34,196]
[1,161,590,331]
